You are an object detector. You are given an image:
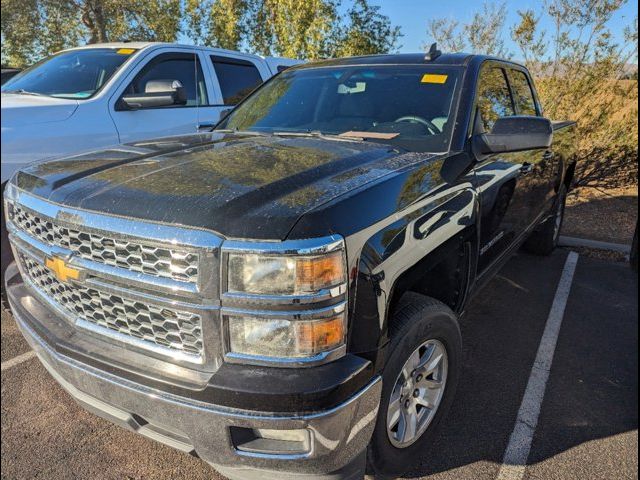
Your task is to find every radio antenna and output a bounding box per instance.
[425,43,442,62]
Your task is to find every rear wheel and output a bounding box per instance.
[523,185,567,256]
[367,293,462,476]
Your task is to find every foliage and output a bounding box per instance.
[184,0,248,49]
[428,0,639,186]
[185,0,402,59]
[331,0,402,57]
[1,0,181,67]
[245,0,342,58]
[1,0,84,67]
[2,0,400,66]
[426,2,510,57]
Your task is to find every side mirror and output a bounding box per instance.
[473,116,553,157]
[117,79,187,111]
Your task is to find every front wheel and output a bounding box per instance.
[367,293,462,476]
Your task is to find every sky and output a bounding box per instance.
[371,0,638,57]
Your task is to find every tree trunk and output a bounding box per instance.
[81,0,108,43]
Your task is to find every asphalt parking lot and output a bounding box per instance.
[1,249,638,480]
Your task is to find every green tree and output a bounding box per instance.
[1,0,84,67]
[426,2,510,57]
[246,0,341,59]
[184,0,248,49]
[331,0,402,57]
[1,0,181,67]
[428,0,638,189]
[511,0,638,155]
[183,0,401,60]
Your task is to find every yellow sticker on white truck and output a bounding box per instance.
[421,74,449,84]
[116,48,136,55]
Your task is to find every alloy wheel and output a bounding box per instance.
[386,339,448,448]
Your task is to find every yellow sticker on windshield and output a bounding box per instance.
[421,74,448,84]
[116,48,136,55]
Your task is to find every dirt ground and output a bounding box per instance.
[563,185,638,245]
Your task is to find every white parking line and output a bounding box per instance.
[496,251,579,480]
[1,350,36,372]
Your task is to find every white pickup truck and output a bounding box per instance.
[0,42,300,183]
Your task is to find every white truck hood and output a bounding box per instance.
[1,93,79,126]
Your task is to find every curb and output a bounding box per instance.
[558,235,631,254]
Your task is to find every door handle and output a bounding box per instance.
[197,123,216,131]
[520,162,534,175]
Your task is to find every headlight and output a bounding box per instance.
[227,249,346,296]
[227,311,346,359]
[223,237,349,364]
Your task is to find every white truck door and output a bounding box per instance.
[109,49,209,143]
[196,53,270,131]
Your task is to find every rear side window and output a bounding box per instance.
[476,67,515,132]
[211,56,263,105]
[125,53,208,107]
[510,70,538,116]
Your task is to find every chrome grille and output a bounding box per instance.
[19,254,204,357]
[9,204,199,283]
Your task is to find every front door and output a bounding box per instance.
[110,52,208,143]
[472,64,546,273]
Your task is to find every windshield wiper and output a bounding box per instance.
[2,89,47,97]
[272,130,365,142]
[214,128,270,137]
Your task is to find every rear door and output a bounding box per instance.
[199,54,268,129]
[472,63,541,273]
[110,49,210,143]
[506,67,560,221]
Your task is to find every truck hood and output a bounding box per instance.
[1,93,79,126]
[12,132,438,239]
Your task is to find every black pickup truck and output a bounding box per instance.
[4,51,575,480]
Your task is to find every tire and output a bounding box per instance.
[523,185,567,256]
[366,293,462,477]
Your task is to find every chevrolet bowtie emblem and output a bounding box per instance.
[45,256,80,283]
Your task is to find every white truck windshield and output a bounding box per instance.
[1,48,136,99]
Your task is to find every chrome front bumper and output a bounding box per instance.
[6,264,381,480]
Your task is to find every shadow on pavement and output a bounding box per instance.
[403,251,638,479]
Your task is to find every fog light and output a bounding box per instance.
[230,427,311,456]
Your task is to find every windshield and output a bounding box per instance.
[217,65,462,153]
[1,48,136,99]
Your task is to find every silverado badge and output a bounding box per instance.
[45,256,80,283]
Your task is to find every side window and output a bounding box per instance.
[509,70,538,116]
[476,67,515,132]
[211,56,263,106]
[125,53,208,107]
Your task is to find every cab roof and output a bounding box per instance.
[57,42,301,65]
[289,53,527,71]
[63,42,159,51]
[301,53,475,67]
